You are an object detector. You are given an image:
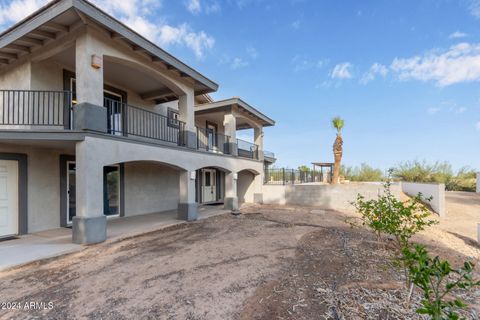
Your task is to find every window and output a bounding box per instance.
[168,108,180,128]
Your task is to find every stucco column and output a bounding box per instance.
[178,88,196,149]
[223,111,238,156]
[74,29,107,132]
[178,170,197,220]
[224,172,238,210]
[253,173,264,204]
[254,126,264,161]
[72,139,107,244]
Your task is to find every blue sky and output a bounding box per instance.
[1,0,480,171]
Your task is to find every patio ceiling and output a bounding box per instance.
[194,97,275,130]
[0,0,218,96]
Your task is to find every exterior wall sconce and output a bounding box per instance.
[233,173,238,180]
[190,171,196,180]
[91,54,102,69]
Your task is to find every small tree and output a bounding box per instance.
[354,170,437,288]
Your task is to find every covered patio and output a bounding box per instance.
[0,205,228,271]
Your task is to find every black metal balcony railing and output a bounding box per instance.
[237,138,259,160]
[0,90,72,127]
[104,97,186,146]
[263,150,275,159]
[264,168,332,185]
[196,126,231,154]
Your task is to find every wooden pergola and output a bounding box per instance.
[311,162,334,183]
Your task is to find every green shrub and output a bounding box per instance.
[402,244,480,319]
[354,176,436,247]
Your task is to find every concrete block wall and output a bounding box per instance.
[401,182,446,217]
[263,182,401,213]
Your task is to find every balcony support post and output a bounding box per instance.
[223,109,238,156]
[74,28,106,132]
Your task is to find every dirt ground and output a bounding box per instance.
[0,203,479,320]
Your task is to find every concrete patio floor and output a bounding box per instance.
[0,205,229,271]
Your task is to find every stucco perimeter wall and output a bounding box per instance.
[263,183,401,213]
[124,162,180,216]
[0,144,74,233]
[401,182,446,217]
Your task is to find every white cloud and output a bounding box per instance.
[427,107,441,115]
[246,46,258,59]
[0,0,48,26]
[292,55,327,72]
[0,0,215,59]
[476,121,480,130]
[331,62,353,79]
[205,1,221,14]
[449,31,467,39]
[186,0,201,14]
[427,101,467,115]
[231,57,249,70]
[360,63,388,84]
[468,0,480,18]
[390,42,480,86]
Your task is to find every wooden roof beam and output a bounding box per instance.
[4,44,30,53]
[29,29,57,39]
[43,22,69,33]
[0,51,17,60]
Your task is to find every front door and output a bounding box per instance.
[0,160,18,237]
[202,169,216,203]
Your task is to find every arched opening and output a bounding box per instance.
[237,169,258,205]
[114,160,185,218]
[194,166,231,205]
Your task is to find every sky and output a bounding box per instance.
[1,0,480,171]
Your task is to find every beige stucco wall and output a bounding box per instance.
[238,170,255,203]
[31,60,63,91]
[0,60,31,90]
[0,144,74,233]
[124,162,179,216]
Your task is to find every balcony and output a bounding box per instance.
[237,138,259,160]
[0,90,269,161]
[196,126,231,154]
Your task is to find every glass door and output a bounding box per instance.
[104,165,120,217]
[66,161,76,225]
[104,91,123,135]
[207,123,217,151]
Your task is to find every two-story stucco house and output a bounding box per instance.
[0,0,276,244]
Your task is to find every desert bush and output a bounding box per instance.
[341,163,384,182]
[393,161,476,192]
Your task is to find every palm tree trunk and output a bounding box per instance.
[332,135,343,184]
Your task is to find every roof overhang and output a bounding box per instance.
[0,0,219,95]
[194,97,275,129]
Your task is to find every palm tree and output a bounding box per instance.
[331,117,344,184]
